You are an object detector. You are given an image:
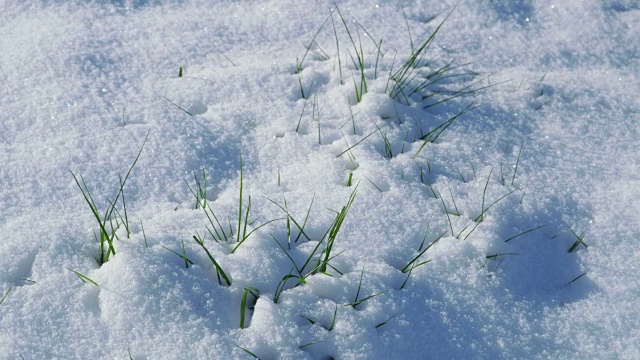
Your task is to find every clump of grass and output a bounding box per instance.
[71,132,149,265]
[333,2,368,103]
[193,156,280,253]
[265,194,314,250]
[386,6,459,104]
[271,187,358,300]
[314,187,358,275]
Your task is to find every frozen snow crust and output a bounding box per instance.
[0,0,638,359]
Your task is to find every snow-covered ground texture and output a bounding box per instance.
[1,0,638,358]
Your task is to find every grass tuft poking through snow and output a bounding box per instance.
[70,132,149,265]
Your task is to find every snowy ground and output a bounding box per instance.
[0,0,638,359]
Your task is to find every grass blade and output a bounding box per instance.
[401,230,446,273]
[237,154,244,245]
[503,225,546,243]
[564,272,587,287]
[67,268,99,286]
[235,345,260,359]
[337,123,390,158]
[240,286,259,329]
[0,287,13,305]
[511,141,524,186]
[161,240,194,268]
[193,235,231,286]
[375,314,397,329]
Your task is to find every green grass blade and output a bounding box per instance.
[140,220,148,248]
[329,304,338,331]
[66,268,99,286]
[235,345,260,359]
[236,154,244,245]
[402,230,446,273]
[0,287,13,305]
[345,292,384,308]
[161,241,194,268]
[161,95,194,116]
[329,11,344,85]
[414,102,476,157]
[337,123,389,158]
[296,14,331,73]
[240,288,248,329]
[193,236,231,286]
[473,189,517,223]
[316,187,358,274]
[263,196,313,242]
[375,314,397,329]
[231,216,284,254]
[512,141,524,186]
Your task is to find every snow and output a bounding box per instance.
[0,0,638,359]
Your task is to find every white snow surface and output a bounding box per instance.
[1,0,639,359]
